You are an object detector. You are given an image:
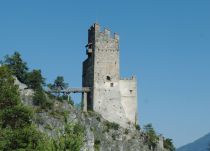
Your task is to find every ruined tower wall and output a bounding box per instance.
[119,77,138,124]
[82,23,138,127]
[92,24,129,126]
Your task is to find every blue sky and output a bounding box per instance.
[0,0,210,148]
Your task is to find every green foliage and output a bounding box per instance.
[2,52,28,83]
[33,88,53,109]
[53,76,68,90]
[26,69,45,90]
[135,124,140,130]
[0,65,52,151]
[94,139,101,151]
[47,76,68,92]
[54,123,85,151]
[96,116,101,122]
[49,110,69,122]
[47,76,73,105]
[0,66,20,109]
[0,126,52,151]
[0,54,85,151]
[104,121,119,132]
[163,138,176,151]
[143,123,159,149]
[1,105,32,129]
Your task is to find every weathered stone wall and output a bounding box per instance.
[119,77,138,124]
[92,24,129,127]
[82,23,138,127]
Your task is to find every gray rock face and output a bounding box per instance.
[15,76,167,151]
[22,99,166,150]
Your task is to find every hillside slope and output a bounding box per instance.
[177,133,210,151]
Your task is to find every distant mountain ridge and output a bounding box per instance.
[177,132,210,151]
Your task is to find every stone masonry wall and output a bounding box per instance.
[82,23,138,127]
[119,77,138,124]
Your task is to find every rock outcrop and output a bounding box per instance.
[17,79,167,151]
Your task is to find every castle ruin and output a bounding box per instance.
[82,23,138,127]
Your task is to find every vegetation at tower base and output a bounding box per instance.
[163,138,175,151]
[0,52,175,151]
[143,124,159,149]
[143,124,175,151]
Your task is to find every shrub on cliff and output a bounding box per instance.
[53,123,85,151]
[163,138,175,151]
[143,123,159,149]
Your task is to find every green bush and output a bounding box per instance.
[104,121,119,132]
[94,139,101,151]
[163,138,175,151]
[0,126,52,150]
[143,124,159,149]
[54,123,85,151]
[33,89,53,109]
[96,116,101,122]
[1,105,32,129]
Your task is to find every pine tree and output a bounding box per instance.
[3,52,28,83]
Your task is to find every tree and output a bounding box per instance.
[2,52,28,83]
[54,76,68,90]
[143,123,159,150]
[48,76,68,91]
[47,76,72,104]
[163,138,175,151]
[26,69,45,90]
[0,65,52,150]
[0,66,20,109]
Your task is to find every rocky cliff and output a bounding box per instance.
[17,78,168,151]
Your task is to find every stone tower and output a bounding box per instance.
[82,23,138,127]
